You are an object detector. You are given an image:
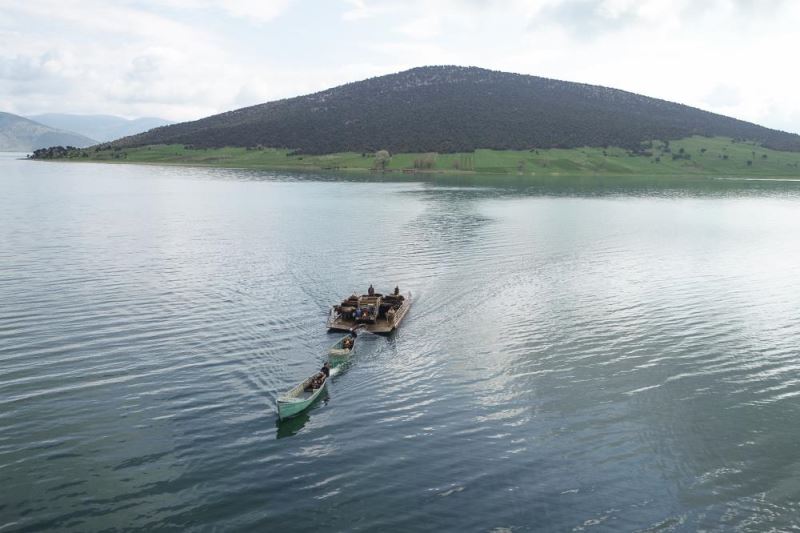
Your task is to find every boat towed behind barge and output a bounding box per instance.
[327,289,411,334]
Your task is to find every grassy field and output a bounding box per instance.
[47,136,800,178]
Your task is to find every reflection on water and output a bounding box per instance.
[424,172,800,197]
[2,156,800,531]
[276,410,311,439]
[275,396,330,440]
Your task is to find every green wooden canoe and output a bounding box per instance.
[277,374,328,420]
[328,333,357,366]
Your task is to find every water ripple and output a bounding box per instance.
[3,157,800,530]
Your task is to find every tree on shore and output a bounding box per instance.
[374,150,391,171]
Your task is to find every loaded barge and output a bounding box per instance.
[327,287,411,334]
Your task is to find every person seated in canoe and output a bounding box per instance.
[306,375,322,391]
[306,363,331,390]
[342,337,353,350]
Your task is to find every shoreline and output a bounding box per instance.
[26,136,800,181]
[28,156,800,183]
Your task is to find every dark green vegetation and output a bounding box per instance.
[30,66,800,178]
[105,66,800,155]
[33,136,800,177]
[0,112,96,151]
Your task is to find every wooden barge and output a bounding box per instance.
[327,290,412,334]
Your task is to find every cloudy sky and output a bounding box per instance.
[1,0,798,133]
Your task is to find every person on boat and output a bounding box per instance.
[308,374,323,390]
[393,285,399,296]
[368,284,374,296]
[308,363,331,390]
[342,337,353,350]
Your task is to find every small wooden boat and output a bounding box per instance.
[328,333,357,366]
[277,373,328,420]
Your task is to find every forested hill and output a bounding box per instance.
[109,66,800,154]
[0,112,96,151]
[29,114,172,143]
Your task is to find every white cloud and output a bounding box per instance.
[137,0,294,23]
[341,0,388,21]
[0,0,250,119]
[395,14,442,40]
[218,0,293,22]
[0,0,798,133]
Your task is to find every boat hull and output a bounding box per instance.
[277,379,327,420]
[328,334,356,366]
[327,292,412,334]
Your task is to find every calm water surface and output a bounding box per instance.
[2,153,800,531]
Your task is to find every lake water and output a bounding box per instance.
[2,153,800,531]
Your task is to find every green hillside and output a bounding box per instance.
[99,66,800,154]
[34,136,800,178]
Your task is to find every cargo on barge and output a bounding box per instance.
[327,288,411,334]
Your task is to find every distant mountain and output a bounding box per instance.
[29,114,173,143]
[108,66,800,154]
[0,112,96,151]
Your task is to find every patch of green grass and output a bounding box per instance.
[56,136,800,178]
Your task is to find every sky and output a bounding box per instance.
[1,0,799,133]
